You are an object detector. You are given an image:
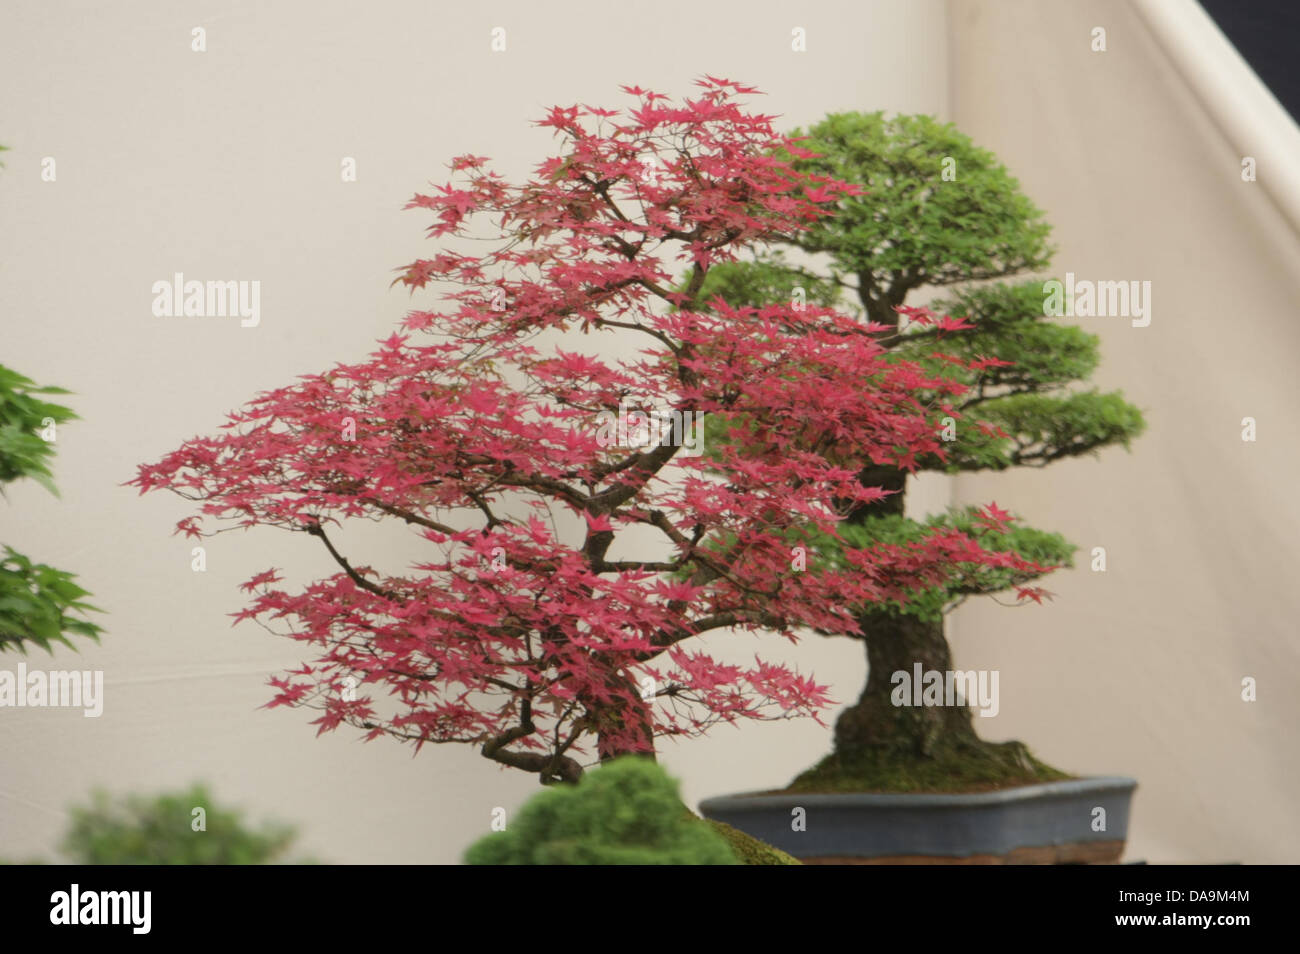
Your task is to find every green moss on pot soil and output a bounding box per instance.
[784,738,1071,795]
[704,819,801,864]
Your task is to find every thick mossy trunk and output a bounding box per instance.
[833,611,976,755]
[788,611,1068,793]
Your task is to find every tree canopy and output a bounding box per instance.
[133,82,1039,784]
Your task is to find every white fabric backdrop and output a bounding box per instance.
[2,0,1294,863]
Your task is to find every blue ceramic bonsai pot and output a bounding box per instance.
[699,776,1137,864]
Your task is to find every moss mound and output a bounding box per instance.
[785,739,1070,795]
[704,819,801,865]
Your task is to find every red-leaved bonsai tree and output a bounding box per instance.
[132,80,1043,785]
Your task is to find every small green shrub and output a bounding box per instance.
[465,757,740,865]
[61,784,304,865]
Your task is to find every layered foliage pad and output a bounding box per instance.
[778,112,1053,303]
[916,283,1145,474]
[824,509,1075,621]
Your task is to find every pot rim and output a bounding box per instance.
[699,775,1138,812]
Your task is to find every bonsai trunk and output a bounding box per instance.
[593,669,657,766]
[833,611,978,758]
[786,608,1062,792]
[832,462,981,758]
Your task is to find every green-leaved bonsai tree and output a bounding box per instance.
[699,112,1145,792]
